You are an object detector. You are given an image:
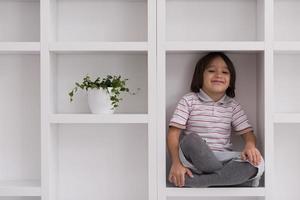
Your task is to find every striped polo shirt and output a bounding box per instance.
[169,89,253,151]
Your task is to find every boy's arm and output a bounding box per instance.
[167,126,193,187]
[241,130,262,166]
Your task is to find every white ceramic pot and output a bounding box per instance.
[87,88,114,114]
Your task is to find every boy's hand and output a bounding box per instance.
[241,144,262,166]
[168,163,193,187]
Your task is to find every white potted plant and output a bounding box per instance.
[68,75,131,114]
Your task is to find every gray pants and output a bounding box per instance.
[178,133,257,187]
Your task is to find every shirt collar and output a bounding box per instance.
[197,89,231,105]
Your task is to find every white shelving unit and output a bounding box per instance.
[1,0,299,200]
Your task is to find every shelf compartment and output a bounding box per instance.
[51,0,147,42]
[0,180,41,196]
[165,42,265,51]
[165,52,265,150]
[50,124,148,200]
[163,51,265,188]
[49,42,148,52]
[0,54,41,190]
[166,187,265,197]
[49,114,148,124]
[49,52,148,114]
[274,124,300,200]
[0,42,40,53]
[165,0,264,42]
[274,53,300,113]
[274,113,300,123]
[0,0,40,42]
[275,0,300,41]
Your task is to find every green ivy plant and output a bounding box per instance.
[68,75,133,109]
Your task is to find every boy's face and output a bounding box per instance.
[202,56,230,96]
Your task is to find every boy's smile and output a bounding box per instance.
[202,56,230,101]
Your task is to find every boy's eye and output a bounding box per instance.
[223,71,229,74]
[208,69,215,73]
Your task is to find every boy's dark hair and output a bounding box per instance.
[190,52,236,98]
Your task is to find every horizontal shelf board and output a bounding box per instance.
[0,42,40,53]
[165,42,265,51]
[166,187,265,197]
[274,113,300,123]
[274,42,300,52]
[49,42,148,52]
[0,180,41,196]
[49,114,148,124]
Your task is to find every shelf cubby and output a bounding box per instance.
[274,124,300,200]
[50,0,148,42]
[274,0,300,41]
[165,0,264,42]
[159,51,266,193]
[0,54,41,195]
[165,51,265,151]
[274,52,300,113]
[49,51,148,114]
[0,0,40,42]
[49,124,148,200]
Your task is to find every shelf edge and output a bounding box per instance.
[49,114,149,124]
[274,113,300,123]
[165,187,266,197]
[274,42,300,52]
[165,41,265,51]
[49,42,148,52]
[0,42,40,53]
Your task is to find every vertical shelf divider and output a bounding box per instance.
[265,0,274,200]
[148,0,157,199]
[41,0,56,200]
[157,0,166,199]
